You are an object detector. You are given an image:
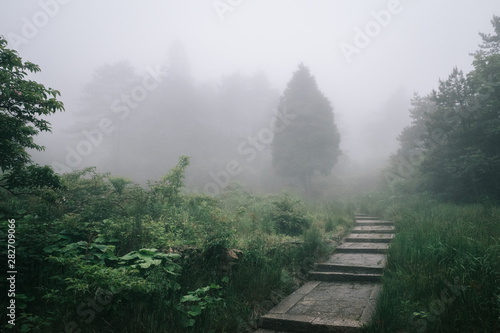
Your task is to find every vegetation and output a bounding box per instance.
[362,193,500,332]
[0,156,354,332]
[368,16,500,332]
[270,194,311,236]
[272,63,341,193]
[1,15,499,333]
[385,16,500,202]
[0,36,63,192]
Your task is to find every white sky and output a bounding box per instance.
[1,0,498,162]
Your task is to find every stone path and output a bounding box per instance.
[255,214,395,333]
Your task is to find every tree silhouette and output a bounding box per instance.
[272,63,341,193]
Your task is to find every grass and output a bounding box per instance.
[362,194,500,333]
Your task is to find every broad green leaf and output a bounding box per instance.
[181,294,201,303]
[187,305,202,317]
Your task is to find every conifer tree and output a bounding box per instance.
[272,64,341,192]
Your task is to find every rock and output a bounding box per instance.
[227,248,243,261]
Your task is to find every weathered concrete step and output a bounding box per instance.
[259,313,362,332]
[345,233,394,243]
[308,271,382,282]
[313,263,384,274]
[355,216,380,220]
[258,281,380,333]
[257,214,393,333]
[259,314,363,332]
[351,225,395,234]
[355,220,394,226]
[335,242,390,254]
[324,253,387,268]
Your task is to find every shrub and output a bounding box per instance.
[270,194,311,236]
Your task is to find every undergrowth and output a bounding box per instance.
[360,193,500,333]
[0,158,351,332]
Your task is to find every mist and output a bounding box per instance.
[1,0,498,196]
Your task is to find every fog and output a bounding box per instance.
[1,0,498,195]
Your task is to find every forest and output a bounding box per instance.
[1,3,500,333]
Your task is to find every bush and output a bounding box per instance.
[270,194,311,236]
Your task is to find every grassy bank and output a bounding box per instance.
[362,194,500,332]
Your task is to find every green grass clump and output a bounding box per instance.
[363,194,500,333]
[270,194,311,236]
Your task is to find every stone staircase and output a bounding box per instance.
[256,214,395,333]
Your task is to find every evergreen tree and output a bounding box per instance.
[384,93,435,192]
[74,61,140,173]
[272,64,341,192]
[421,16,500,201]
[386,16,500,201]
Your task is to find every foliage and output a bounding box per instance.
[0,36,63,193]
[270,194,311,236]
[385,16,500,202]
[0,155,351,332]
[384,93,436,193]
[148,155,190,210]
[362,193,500,333]
[272,63,341,192]
[474,15,500,58]
[422,63,500,201]
[324,216,335,232]
[303,225,326,256]
[179,281,226,328]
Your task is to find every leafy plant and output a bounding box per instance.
[270,194,311,235]
[119,248,180,271]
[180,281,226,327]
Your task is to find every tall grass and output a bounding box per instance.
[363,194,500,333]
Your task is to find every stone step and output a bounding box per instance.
[351,225,395,234]
[313,263,384,274]
[259,313,362,333]
[324,253,387,268]
[355,216,380,220]
[345,233,394,243]
[256,215,395,333]
[335,242,390,254]
[355,220,394,226]
[309,271,382,282]
[258,281,380,333]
